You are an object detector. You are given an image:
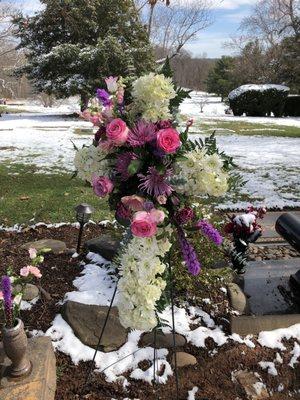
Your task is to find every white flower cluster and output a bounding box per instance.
[117,233,172,331]
[176,148,229,197]
[74,145,109,183]
[132,73,176,122]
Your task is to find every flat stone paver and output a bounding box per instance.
[244,258,300,315]
[0,336,56,400]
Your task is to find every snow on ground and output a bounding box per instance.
[180,91,300,128]
[43,252,300,389]
[0,98,300,209]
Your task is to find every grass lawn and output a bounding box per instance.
[191,119,300,137]
[0,163,111,226]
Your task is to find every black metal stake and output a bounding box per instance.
[76,222,84,254]
[153,326,157,387]
[168,262,179,400]
[83,282,118,392]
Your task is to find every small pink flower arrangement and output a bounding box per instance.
[20,265,42,279]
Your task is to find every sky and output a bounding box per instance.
[13,0,255,58]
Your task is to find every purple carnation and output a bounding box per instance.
[1,276,13,328]
[174,207,195,225]
[96,89,112,107]
[196,220,223,246]
[177,229,201,276]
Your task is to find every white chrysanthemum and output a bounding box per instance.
[132,73,176,122]
[74,145,109,183]
[175,149,229,197]
[117,231,172,331]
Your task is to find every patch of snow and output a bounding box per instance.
[130,359,172,384]
[258,361,278,376]
[289,342,300,368]
[258,324,300,350]
[278,384,284,392]
[187,386,199,400]
[275,352,283,364]
[253,381,267,396]
[20,297,39,311]
[220,287,227,294]
[228,84,289,100]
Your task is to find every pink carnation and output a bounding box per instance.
[157,128,181,154]
[20,266,30,277]
[92,176,114,198]
[0,291,3,300]
[28,266,42,279]
[106,118,128,145]
[28,247,37,259]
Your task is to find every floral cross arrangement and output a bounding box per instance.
[0,248,45,329]
[75,66,239,331]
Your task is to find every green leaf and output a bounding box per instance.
[127,159,142,175]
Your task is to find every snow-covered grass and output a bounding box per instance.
[0,98,299,214]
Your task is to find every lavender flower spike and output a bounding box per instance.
[196,220,223,246]
[1,275,13,328]
[177,228,201,276]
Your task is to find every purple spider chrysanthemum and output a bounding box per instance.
[116,152,138,181]
[138,167,173,197]
[128,120,157,147]
[196,220,223,246]
[177,228,201,276]
[1,276,13,328]
[96,89,112,107]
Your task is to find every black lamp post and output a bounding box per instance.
[75,203,94,254]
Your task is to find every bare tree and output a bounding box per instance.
[136,0,214,59]
[240,0,300,46]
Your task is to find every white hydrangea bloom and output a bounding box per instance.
[132,73,176,122]
[176,148,229,197]
[117,232,172,332]
[74,144,109,183]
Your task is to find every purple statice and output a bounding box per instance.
[1,276,14,328]
[96,89,112,107]
[144,201,154,212]
[196,220,223,246]
[116,152,138,181]
[177,229,201,276]
[127,120,157,147]
[138,167,173,197]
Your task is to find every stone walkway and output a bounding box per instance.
[258,211,300,240]
[244,258,300,315]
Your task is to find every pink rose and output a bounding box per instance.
[131,211,157,238]
[90,115,102,126]
[106,118,129,145]
[0,291,3,300]
[92,176,114,198]
[117,87,124,105]
[121,195,145,212]
[20,266,30,277]
[28,247,37,259]
[157,128,181,154]
[29,266,42,279]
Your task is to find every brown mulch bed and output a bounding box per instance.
[1,225,300,400]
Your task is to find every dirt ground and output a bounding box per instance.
[0,225,300,400]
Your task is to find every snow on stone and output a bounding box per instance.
[259,361,278,376]
[228,84,289,100]
[187,386,199,400]
[258,324,300,350]
[289,342,300,368]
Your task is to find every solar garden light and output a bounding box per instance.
[75,203,94,254]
